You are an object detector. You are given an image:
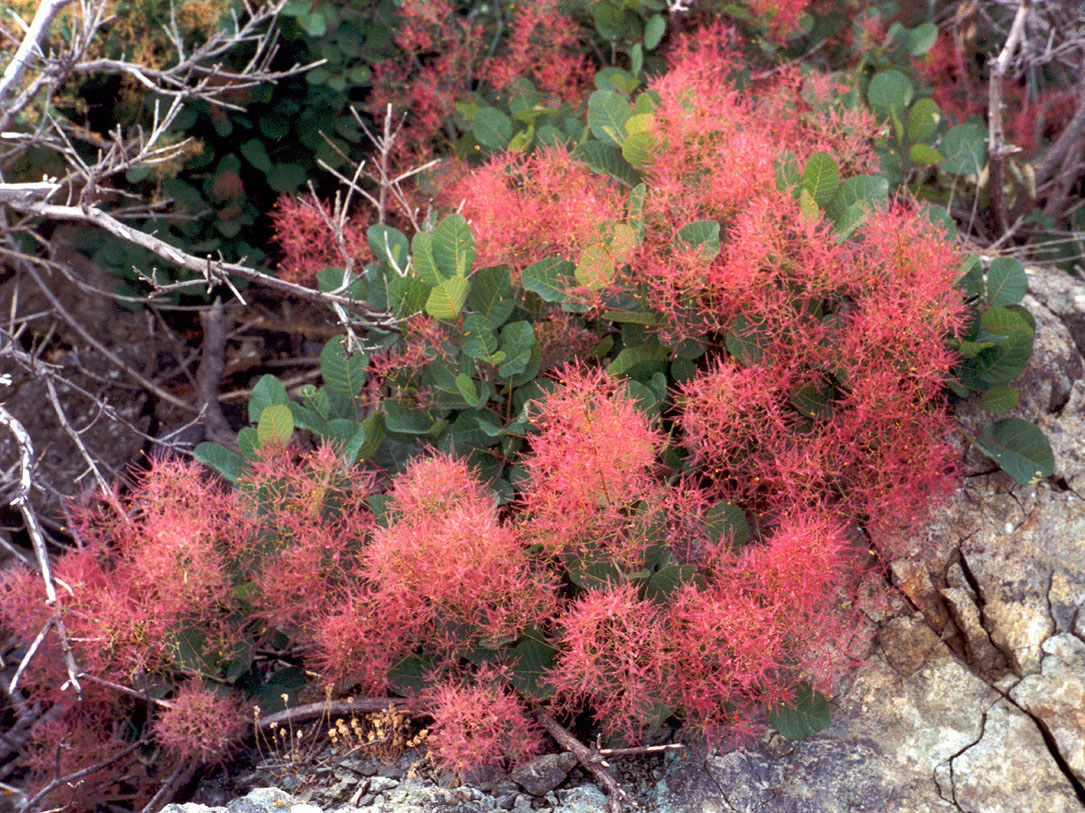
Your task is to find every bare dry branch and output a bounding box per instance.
[0,402,83,699]
[988,0,1032,236]
[2,198,400,329]
[533,706,628,813]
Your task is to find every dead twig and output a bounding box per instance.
[0,403,83,700]
[987,0,1032,237]
[533,707,628,813]
[255,696,423,733]
[139,761,197,813]
[196,297,236,446]
[18,738,145,813]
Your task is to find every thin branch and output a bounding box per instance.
[195,297,235,445]
[533,707,627,813]
[20,263,199,414]
[0,0,78,121]
[4,198,399,328]
[42,375,110,493]
[139,761,196,813]
[255,696,422,732]
[598,742,685,757]
[0,403,82,699]
[987,0,1031,237]
[76,672,174,709]
[18,738,145,813]
[8,620,53,695]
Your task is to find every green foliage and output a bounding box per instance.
[948,256,1048,478]
[974,418,1055,485]
[767,683,832,740]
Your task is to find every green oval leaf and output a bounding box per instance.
[473,106,513,150]
[411,231,444,285]
[643,14,666,50]
[606,341,666,377]
[940,123,987,176]
[320,336,368,397]
[522,257,574,302]
[508,628,557,700]
[980,384,1018,415]
[425,276,470,319]
[462,312,499,358]
[867,70,914,120]
[622,131,658,168]
[768,682,831,740]
[383,400,436,435]
[248,374,289,423]
[987,257,1027,307]
[238,427,259,460]
[573,141,641,186]
[466,264,514,328]
[368,224,410,273]
[704,501,748,551]
[454,374,481,407]
[906,97,941,143]
[240,139,272,173]
[268,162,307,193]
[194,442,247,483]
[905,22,938,56]
[801,151,840,207]
[588,89,633,146]
[975,418,1054,484]
[432,213,475,278]
[909,143,944,165]
[388,276,429,317]
[574,243,615,290]
[353,414,384,461]
[257,403,295,447]
[676,219,721,261]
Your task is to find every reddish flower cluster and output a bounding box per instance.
[269,194,371,284]
[423,671,544,775]
[153,683,250,764]
[236,444,376,631]
[366,0,588,170]
[312,453,555,691]
[519,365,665,570]
[450,146,628,281]
[456,34,966,540]
[548,511,861,740]
[485,0,589,102]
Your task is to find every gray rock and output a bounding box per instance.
[940,586,1008,675]
[1010,633,1085,785]
[1026,263,1085,358]
[509,752,577,796]
[950,699,1081,812]
[365,776,397,795]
